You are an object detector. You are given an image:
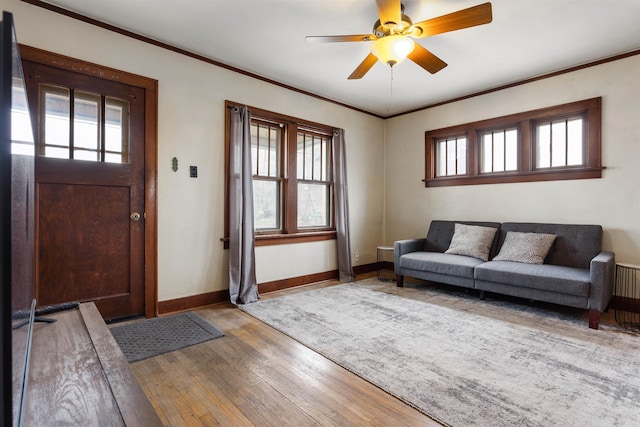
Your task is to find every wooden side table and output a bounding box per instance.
[377,246,395,282]
[613,262,640,330]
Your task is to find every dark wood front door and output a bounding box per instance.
[23,57,147,320]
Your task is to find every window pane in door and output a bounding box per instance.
[44,146,69,159]
[105,97,130,164]
[11,77,34,155]
[43,86,70,158]
[40,86,131,163]
[74,91,100,161]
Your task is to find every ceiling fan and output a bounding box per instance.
[305,0,492,79]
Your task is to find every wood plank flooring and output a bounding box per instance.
[131,276,441,426]
[130,275,621,426]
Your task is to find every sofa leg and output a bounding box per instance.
[588,310,601,330]
[479,290,485,300]
[396,275,404,287]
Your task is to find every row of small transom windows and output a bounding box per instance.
[436,116,584,177]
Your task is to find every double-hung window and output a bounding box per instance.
[251,119,283,231]
[424,98,602,187]
[225,101,336,246]
[296,130,331,229]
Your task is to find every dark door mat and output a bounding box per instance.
[110,311,224,363]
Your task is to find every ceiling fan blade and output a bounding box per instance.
[408,44,447,74]
[376,0,402,26]
[306,34,375,43]
[413,2,492,38]
[348,53,378,80]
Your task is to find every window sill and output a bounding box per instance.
[222,230,336,248]
[423,167,604,187]
[256,231,336,246]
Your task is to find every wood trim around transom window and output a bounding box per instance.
[424,97,603,187]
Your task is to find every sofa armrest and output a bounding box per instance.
[588,251,616,312]
[394,239,426,274]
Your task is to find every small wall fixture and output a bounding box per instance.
[172,157,178,172]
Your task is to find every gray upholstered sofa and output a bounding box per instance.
[394,220,615,329]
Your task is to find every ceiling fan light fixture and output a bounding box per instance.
[370,35,415,67]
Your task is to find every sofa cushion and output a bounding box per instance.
[400,252,484,279]
[424,220,502,255]
[492,231,556,264]
[444,223,498,261]
[498,223,602,269]
[474,260,590,297]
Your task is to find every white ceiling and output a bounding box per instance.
[42,0,640,117]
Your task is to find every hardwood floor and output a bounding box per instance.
[130,275,622,426]
[132,276,440,426]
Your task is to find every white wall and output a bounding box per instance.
[384,54,640,264]
[5,0,385,301]
[7,0,638,303]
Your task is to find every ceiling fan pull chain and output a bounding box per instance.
[390,66,394,97]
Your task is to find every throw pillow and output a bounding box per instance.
[444,223,498,261]
[493,231,557,264]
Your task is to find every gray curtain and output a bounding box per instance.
[228,106,259,304]
[333,129,355,282]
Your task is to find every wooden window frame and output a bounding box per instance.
[424,97,603,187]
[224,101,337,247]
[38,86,131,164]
[296,129,333,231]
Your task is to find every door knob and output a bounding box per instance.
[130,212,141,221]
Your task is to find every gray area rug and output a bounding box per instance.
[110,311,224,363]
[240,279,640,427]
